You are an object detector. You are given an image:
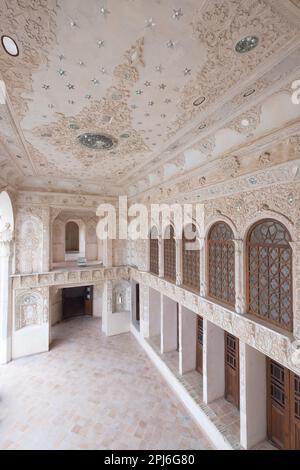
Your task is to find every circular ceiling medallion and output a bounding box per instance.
[235,36,259,54]
[193,96,206,107]
[1,35,19,56]
[78,133,118,150]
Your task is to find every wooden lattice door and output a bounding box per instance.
[267,359,290,449]
[224,332,240,409]
[196,316,203,374]
[291,373,300,449]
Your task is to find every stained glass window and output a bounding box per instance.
[208,222,235,307]
[182,224,200,292]
[149,227,159,276]
[247,219,292,331]
[164,225,176,282]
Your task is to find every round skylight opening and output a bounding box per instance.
[235,36,259,54]
[1,35,19,56]
[78,133,117,150]
[193,96,206,107]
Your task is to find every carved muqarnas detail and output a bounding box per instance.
[15,292,44,330]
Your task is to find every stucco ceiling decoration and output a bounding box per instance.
[0,0,300,196]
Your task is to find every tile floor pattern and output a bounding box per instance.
[0,317,214,450]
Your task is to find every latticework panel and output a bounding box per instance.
[164,225,176,282]
[149,231,159,275]
[182,224,200,292]
[247,220,292,332]
[208,222,235,307]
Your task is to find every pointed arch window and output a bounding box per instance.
[208,222,235,307]
[182,223,200,292]
[247,219,292,332]
[150,226,159,276]
[164,225,176,283]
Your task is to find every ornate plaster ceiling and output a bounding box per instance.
[0,0,300,196]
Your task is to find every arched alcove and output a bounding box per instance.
[65,221,80,253]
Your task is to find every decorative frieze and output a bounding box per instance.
[11,266,130,290]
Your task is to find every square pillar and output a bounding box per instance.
[102,280,112,334]
[203,319,225,404]
[158,238,164,278]
[240,342,267,449]
[161,295,177,354]
[175,239,182,286]
[0,238,13,364]
[199,238,207,297]
[179,306,197,375]
[149,287,161,339]
[234,239,247,314]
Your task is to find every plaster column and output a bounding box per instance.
[140,283,149,338]
[93,283,102,318]
[234,239,246,314]
[239,342,267,449]
[175,238,182,286]
[103,239,113,267]
[97,238,102,263]
[0,231,13,364]
[203,319,225,404]
[179,306,197,375]
[199,238,207,297]
[149,287,161,339]
[42,207,50,272]
[158,236,164,278]
[291,241,300,339]
[161,295,178,355]
[102,280,112,334]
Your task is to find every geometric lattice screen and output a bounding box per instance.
[164,225,176,283]
[247,219,292,332]
[149,227,159,276]
[182,224,200,292]
[208,222,236,307]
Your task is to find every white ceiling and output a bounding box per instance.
[0,0,300,196]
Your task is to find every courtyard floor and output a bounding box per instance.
[0,317,213,450]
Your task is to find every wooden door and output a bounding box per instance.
[224,332,240,409]
[267,359,290,449]
[196,316,203,374]
[267,359,300,450]
[84,286,93,316]
[291,372,300,450]
[136,284,140,322]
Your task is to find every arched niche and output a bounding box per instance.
[64,219,86,262]
[0,191,14,233]
[65,221,80,253]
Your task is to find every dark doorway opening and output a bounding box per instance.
[62,286,93,320]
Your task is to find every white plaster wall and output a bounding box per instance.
[161,295,178,354]
[51,288,62,326]
[149,287,161,338]
[93,284,102,318]
[180,306,197,374]
[12,324,49,359]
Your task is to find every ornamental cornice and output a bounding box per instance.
[130,268,300,377]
